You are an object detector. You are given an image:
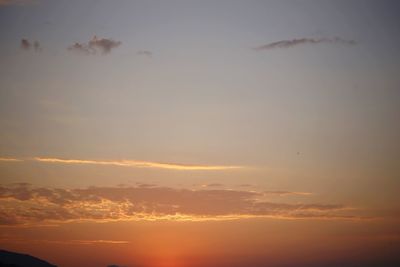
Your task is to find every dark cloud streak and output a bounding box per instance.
[253,37,356,51]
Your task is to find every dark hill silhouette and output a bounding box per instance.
[0,250,57,267]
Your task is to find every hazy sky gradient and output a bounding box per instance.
[1,1,399,267]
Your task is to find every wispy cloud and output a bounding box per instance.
[135,183,157,188]
[238,184,253,187]
[137,50,153,57]
[0,184,368,225]
[68,35,121,55]
[34,157,242,171]
[61,239,130,245]
[67,42,93,55]
[89,36,121,54]
[1,156,241,170]
[264,191,312,196]
[0,157,22,162]
[253,37,356,51]
[201,183,224,188]
[20,39,41,52]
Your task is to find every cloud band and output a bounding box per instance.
[0,184,366,226]
[253,37,356,51]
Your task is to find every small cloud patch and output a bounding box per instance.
[137,50,152,57]
[20,39,41,52]
[68,35,121,55]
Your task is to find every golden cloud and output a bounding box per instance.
[34,157,242,171]
[0,184,368,226]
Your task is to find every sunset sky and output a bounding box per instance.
[1,1,400,266]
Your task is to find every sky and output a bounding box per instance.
[0,0,400,266]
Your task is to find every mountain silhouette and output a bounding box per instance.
[0,250,57,267]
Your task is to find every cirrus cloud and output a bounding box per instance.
[253,37,356,51]
[34,157,242,171]
[1,156,241,171]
